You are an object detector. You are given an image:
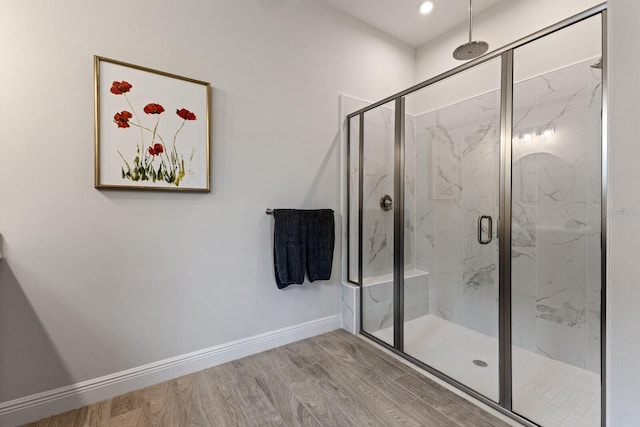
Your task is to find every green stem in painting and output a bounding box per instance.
[124,94,145,164]
[173,119,186,157]
[117,150,132,170]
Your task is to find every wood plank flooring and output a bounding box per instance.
[26,330,514,427]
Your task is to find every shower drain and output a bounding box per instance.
[472,359,488,367]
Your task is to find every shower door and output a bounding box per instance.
[358,101,398,347]
[348,6,605,425]
[510,14,603,426]
[402,58,503,402]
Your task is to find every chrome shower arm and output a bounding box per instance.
[468,0,473,43]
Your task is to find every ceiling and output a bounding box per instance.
[322,0,508,48]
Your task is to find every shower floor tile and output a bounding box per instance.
[373,314,600,427]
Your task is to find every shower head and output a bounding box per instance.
[453,41,489,60]
[453,0,489,61]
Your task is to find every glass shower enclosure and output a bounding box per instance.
[347,5,605,427]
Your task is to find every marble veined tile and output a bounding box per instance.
[341,283,360,335]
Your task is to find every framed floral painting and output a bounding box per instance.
[94,56,211,191]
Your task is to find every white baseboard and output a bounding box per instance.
[0,315,341,427]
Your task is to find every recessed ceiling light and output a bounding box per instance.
[419,1,434,15]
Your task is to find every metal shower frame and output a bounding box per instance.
[346,3,607,426]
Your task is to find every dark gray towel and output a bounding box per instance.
[273,209,335,289]
[273,210,306,288]
[305,210,335,282]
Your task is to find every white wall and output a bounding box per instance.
[607,1,640,424]
[0,0,415,407]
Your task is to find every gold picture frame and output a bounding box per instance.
[94,56,211,192]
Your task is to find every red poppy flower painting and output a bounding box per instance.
[96,56,209,191]
[143,103,165,114]
[110,81,132,95]
[114,111,133,128]
[108,81,201,187]
[176,108,197,121]
[148,143,164,156]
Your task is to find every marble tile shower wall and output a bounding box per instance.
[345,96,425,333]
[361,108,418,279]
[362,105,395,278]
[415,90,501,339]
[511,59,602,373]
[346,97,419,282]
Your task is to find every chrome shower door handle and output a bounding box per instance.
[477,215,493,245]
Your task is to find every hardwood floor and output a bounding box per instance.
[26,330,514,427]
